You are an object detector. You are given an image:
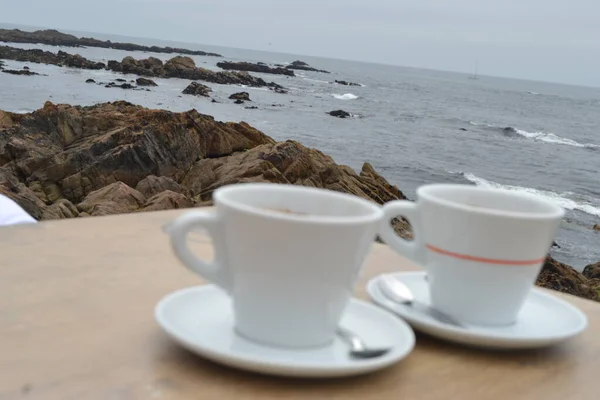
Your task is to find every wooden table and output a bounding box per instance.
[1,209,598,400]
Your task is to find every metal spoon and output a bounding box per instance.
[378,274,464,328]
[336,327,391,359]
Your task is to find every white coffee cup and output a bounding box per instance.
[168,183,383,348]
[378,184,564,326]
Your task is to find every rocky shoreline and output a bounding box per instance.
[0,45,285,89]
[0,28,222,57]
[0,101,598,302]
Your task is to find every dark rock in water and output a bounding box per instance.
[290,60,308,67]
[182,82,211,97]
[211,99,218,103]
[274,63,284,67]
[328,110,352,118]
[105,55,278,88]
[458,128,468,131]
[0,28,222,56]
[593,223,600,231]
[271,104,283,107]
[229,92,250,101]
[245,106,258,110]
[136,77,158,87]
[217,61,295,76]
[285,60,330,74]
[552,241,560,248]
[272,87,288,94]
[234,99,245,104]
[1,68,40,76]
[583,262,600,279]
[104,82,136,90]
[115,78,126,82]
[85,78,96,83]
[23,65,29,70]
[0,45,106,70]
[0,60,4,68]
[334,80,360,87]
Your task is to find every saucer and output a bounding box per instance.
[155,285,416,378]
[366,271,588,350]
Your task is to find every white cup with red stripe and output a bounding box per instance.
[378,184,564,326]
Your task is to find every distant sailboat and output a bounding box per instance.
[468,61,479,80]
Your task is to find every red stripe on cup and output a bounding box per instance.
[425,244,546,266]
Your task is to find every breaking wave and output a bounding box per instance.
[469,122,599,150]
[456,172,600,217]
[332,93,359,100]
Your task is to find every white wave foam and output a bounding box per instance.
[332,93,359,100]
[461,173,600,217]
[513,129,597,148]
[469,121,599,149]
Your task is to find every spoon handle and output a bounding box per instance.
[410,300,465,327]
[336,327,365,352]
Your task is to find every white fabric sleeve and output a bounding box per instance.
[0,194,37,226]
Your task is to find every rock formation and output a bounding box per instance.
[229,92,251,101]
[0,46,284,89]
[0,28,221,57]
[182,82,211,97]
[0,46,106,69]
[107,55,283,88]
[0,101,597,302]
[136,77,158,87]
[537,256,600,301]
[217,61,295,76]
[334,80,361,86]
[285,60,330,74]
[328,110,352,118]
[1,68,41,76]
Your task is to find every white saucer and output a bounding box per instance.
[366,271,588,350]
[155,285,416,378]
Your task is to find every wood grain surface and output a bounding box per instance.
[0,209,598,400]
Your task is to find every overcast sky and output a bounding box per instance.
[2,0,600,87]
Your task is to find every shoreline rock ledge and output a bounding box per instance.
[0,101,598,302]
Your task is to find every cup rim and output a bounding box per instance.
[417,183,565,220]
[213,183,384,225]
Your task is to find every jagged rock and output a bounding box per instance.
[77,182,145,216]
[85,78,96,83]
[0,28,221,56]
[229,92,251,101]
[328,110,351,118]
[583,262,600,280]
[135,175,189,198]
[136,77,157,87]
[141,190,194,212]
[0,101,274,206]
[182,82,211,97]
[217,61,295,76]
[42,198,79,219]
[536,256,600,301]
[593,223,600,231]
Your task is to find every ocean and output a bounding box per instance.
[1,28,599,270]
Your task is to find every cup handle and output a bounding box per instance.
[168,211,229,291]
[379,200,426,266]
